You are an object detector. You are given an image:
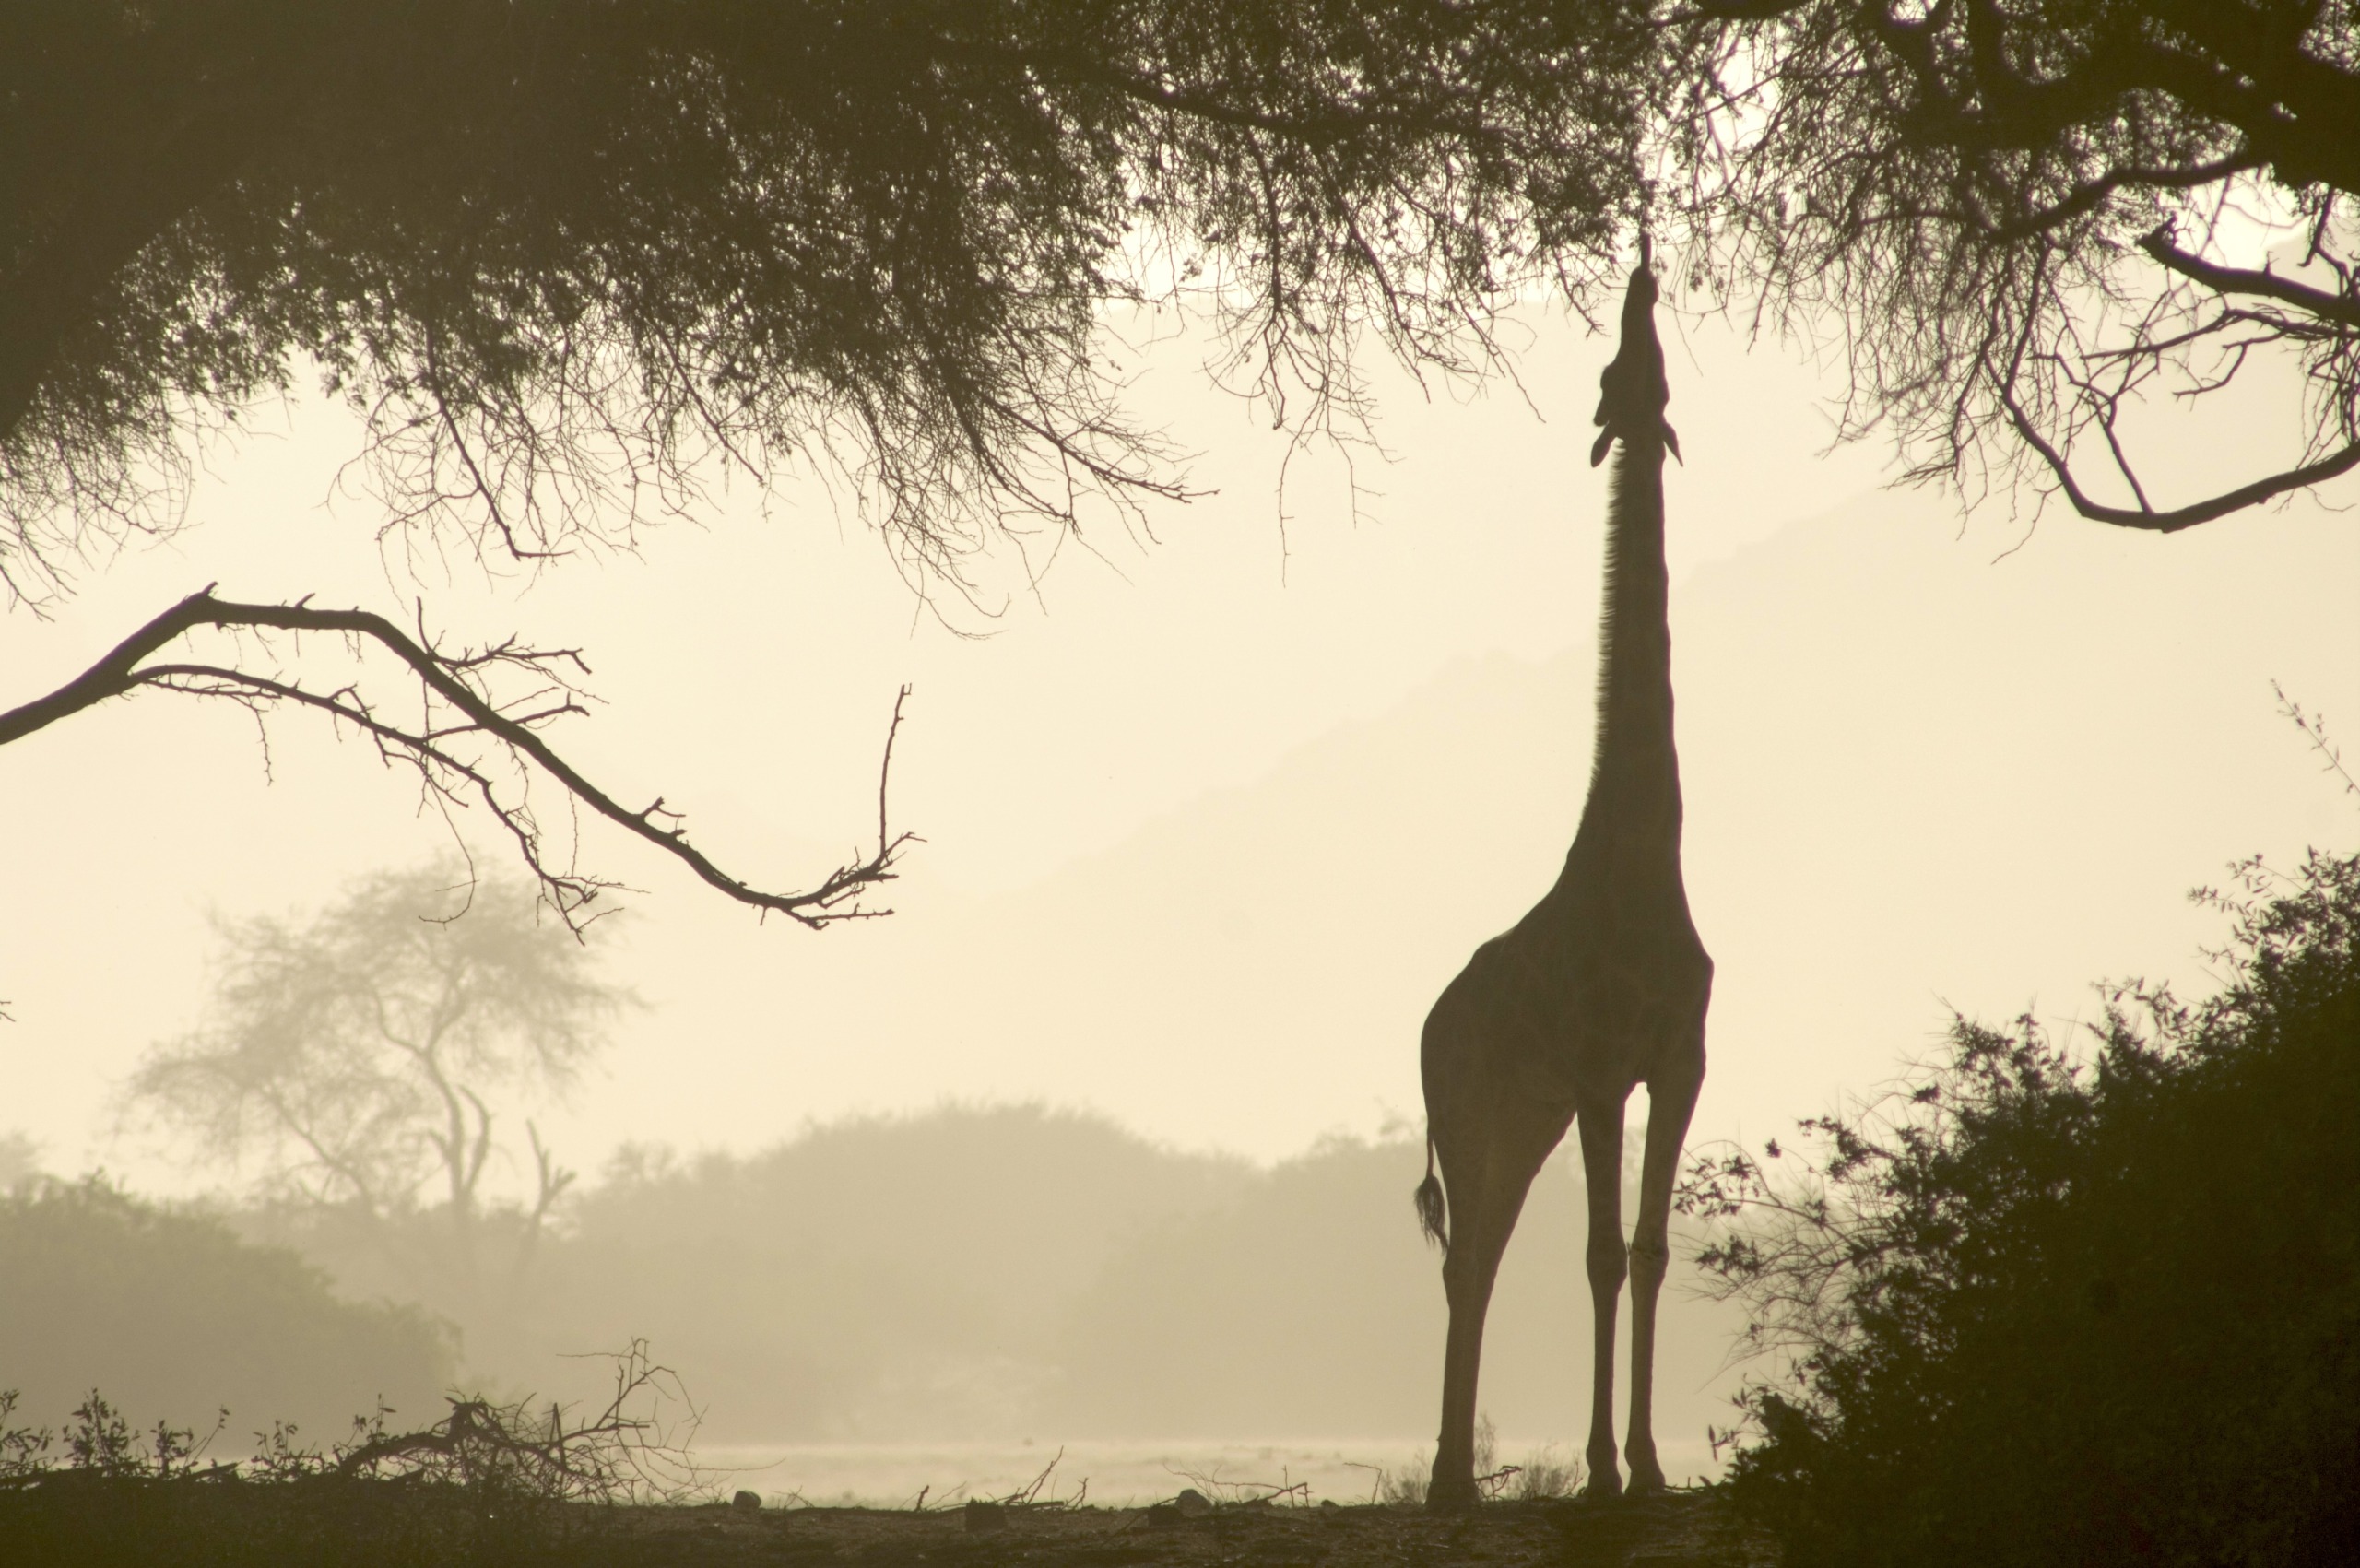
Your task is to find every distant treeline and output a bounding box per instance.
[4,1107,1740,1452]
[0,1180,452,1441]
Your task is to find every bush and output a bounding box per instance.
[1682,850,2360,1567]
[0,1179,454,1439]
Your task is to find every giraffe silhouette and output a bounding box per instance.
[1414,237,1709,1508]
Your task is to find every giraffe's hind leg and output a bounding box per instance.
[1425,1095,1567,1511]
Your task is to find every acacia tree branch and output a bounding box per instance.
[1992,367,2360,531]
[1983,152,2265,244]
[1687,1,1811,19]
[418,1037,473,1215]
[1681,2,2360,532]
[252,1079,387,1215]
[2140,228,2360,331]
[461,1085,493,1208]
[0,588,915,930]
[525,1120,575,1237]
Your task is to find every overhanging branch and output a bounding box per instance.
[1994,374,2360,533]
[0,588,914,930]
[2139,228,2360,332]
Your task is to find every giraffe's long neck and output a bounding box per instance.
[1575,433,1682,867]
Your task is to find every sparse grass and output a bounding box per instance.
[1511,1443,1581,1501]
[1376,1456,1429,1507]
[1340,1448,1429,1507]
[1351,1421,1584,1509]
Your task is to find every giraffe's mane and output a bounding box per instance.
[1591,434,1640,777]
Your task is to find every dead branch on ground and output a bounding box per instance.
[331,1339,702,1503]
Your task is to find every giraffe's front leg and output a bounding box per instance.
[1575,1100,1629,1497]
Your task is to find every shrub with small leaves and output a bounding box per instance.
[1682,850,2360,1567]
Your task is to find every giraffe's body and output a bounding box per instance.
[1416,246,1709,1508]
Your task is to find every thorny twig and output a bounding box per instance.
[2273,679,2359,799]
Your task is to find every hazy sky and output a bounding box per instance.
[3,296,2354,1197]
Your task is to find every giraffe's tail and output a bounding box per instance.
[1413,1132,1449,1254]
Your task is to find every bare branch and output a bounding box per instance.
[2272,679,2360,800]
[2140,228,2360,332]
[330,1340,703,1503]
[1994,370,2360,532]
[0,587,913,930]
[525,1119,577,1237]
[1674,1,2360,532]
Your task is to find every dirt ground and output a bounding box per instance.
[579,1490,1775,1568]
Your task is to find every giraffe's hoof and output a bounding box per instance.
[1581,1468,1623,1502]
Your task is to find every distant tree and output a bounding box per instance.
[123,865,629,1252]
[0,0,1652,921]
[0,1132,39,1194]
[1669,2,2360,532]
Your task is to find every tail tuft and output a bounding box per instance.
[1412,1134,1449,1253]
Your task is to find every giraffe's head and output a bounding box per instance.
[1589,235,1682,467]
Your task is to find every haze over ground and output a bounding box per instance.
[4,296,2353,1212]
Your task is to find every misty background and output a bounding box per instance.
[3,300,2354,1487]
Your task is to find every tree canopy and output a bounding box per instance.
[2,0,1655,925]
[1671,0,2360,531]
[7,2,2351,930]
[10,2,2346,583]
[2,0,1651,600]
